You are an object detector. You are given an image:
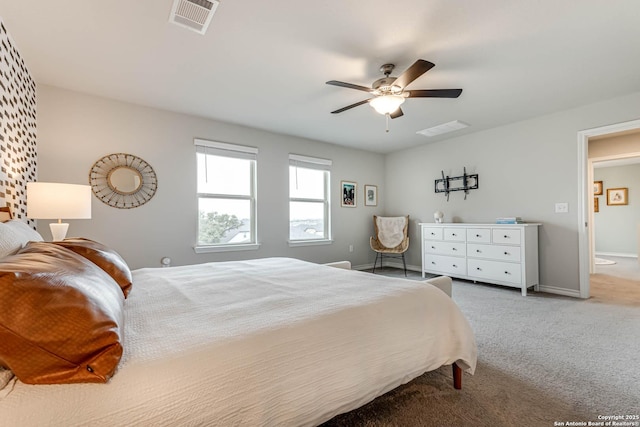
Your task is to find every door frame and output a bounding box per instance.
[577,118,640,298]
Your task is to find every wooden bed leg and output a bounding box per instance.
[452,363,462,390]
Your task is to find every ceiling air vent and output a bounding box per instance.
[169,0,219,35]
[416,120,469,138]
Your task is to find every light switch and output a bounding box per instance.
[555,202,569,213]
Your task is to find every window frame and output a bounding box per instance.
[288,154,332,246]
[194,139,259,253]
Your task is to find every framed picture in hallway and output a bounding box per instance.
[594,181,603,195]
[594,197,599,212]
[606,187,628,206]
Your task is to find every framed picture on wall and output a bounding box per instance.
[594,181,603,195]
[341,181,357,207]
[606,187,628,206]
[594,197,599,213]
[364,184,377,206]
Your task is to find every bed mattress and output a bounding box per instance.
[0,257,476,426]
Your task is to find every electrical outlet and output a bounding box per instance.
[555,202,569,213]
[348,244,354,253]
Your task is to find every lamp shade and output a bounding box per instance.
[27,182,92,219]
[369,95,405,115]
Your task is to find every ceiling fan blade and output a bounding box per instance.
[331,99,371,114]
[326,80,373,92]
[392,59,435,89]
[407,89,463,98]
[389,108,404,119]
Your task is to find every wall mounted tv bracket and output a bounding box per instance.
[435,167,479,201]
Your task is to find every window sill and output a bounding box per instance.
[288,239,333,248]
[194,243,261,253]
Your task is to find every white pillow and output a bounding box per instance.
[0,367,14,392]
[0,220,44,258]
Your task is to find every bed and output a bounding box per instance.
[0,221,477,426]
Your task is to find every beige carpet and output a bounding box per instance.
[322,361,590,427]
[320,272,639,427]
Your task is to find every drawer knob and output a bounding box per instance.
[453,264,457,268]
[476,267,481,271]
[431,246,436,249]
[476,249,481,253]
[504,251,508,255]
[452,233,457,236]
[452,248,457,251]
[504,271,510,275]
[431,262,436,265]
[476,234,481,237]
[504,235,509,238]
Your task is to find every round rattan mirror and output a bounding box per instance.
[89,153,157,209]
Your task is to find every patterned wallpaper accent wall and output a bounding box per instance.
[0,19,37,224]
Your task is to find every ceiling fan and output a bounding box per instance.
[326,59,462,120]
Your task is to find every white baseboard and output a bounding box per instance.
[352,263,374,271]
[383,260,421,272]
[595,252,638,259]
[537,285,582,298]
[352,260,421,272]
[353,262,585,299]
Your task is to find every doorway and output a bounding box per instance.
[578,118,640,299]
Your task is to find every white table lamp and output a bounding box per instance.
[27,182,92,241]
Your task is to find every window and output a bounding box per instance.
[195,139,258,252]
[289,154,331,245]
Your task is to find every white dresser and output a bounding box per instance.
[420,223,540,296]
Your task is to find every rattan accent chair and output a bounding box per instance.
[369,215,410,276]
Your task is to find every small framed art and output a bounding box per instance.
[364,184,377,206]
[606,187,628,206]
[341,181,357,207]
[594,197,599,213]
[594,181,603,196]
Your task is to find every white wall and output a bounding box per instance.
[385,91,640,295]
[594,164,640,256]
[37,85,385,269]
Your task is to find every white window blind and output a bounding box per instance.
[288,154,331,244]
[195,139,258,252]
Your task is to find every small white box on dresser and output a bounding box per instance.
[420,223,541,296]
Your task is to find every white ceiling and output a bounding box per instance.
[1,0,640,153]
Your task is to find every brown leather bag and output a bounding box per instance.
[53,237,133,298]
[0,242,124,384]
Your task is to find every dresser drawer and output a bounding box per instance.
[444,228,465,242]
[468,259,522,285]
[423,227,443,240]
[424,254,467,276]
[425,241,466,257]
[467,243,521,262]
[492,228,521,245]
[466,228,491,243]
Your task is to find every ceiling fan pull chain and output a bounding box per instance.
[386,113,390,133]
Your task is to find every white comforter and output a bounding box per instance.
[0,257,476,426]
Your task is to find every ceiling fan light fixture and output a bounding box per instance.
[370,95,405,115]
